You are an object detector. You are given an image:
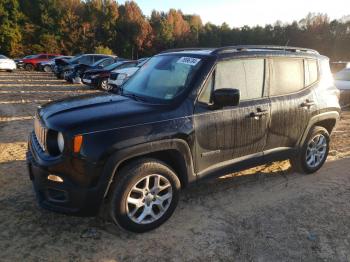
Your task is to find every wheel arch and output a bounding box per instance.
[100,139,196,198]
[298,111,340,147]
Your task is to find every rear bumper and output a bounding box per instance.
[27,134,107,216]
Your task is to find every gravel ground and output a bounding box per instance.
[1,71,350,262]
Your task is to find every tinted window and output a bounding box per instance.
[79,56,93,64]
[48,55,56,59]
[38,55,47,59]
[198,74,213,103]
[305,59,318,86]
[215,59,265,101]
[0,55,7,59]
[99,58,114,67]
[270,58,304,96]
[93,55,108,62]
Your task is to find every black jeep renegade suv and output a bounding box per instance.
[27,46,340,232]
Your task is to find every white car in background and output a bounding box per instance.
[335,67,350,106]
[0,55,16,72]
[107,58,149,90]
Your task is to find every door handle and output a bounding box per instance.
[249,109,268,118]
[301,99,315,108]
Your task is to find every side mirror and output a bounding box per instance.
[212,88,240,108]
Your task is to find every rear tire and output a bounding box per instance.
[43,65,52,72]
[290,126,330,174]
[107,158,181,233]
[25,64,34,71]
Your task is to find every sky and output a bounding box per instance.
[118,0,349,27]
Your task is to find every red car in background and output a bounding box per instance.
[22,54,62,71]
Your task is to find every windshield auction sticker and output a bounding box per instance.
[177,57,201,66]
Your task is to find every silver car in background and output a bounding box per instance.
[335,66,350,106]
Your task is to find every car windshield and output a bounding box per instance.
[104,61,127,71]
[69,55,83,63]
[0,55,7,59]
[122,55,203,102]
[24,55,35,59]
[335,70,350,81]
[92,58,109,67]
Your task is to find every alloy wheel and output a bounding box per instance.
[126,174,173,225]
[305,134,327,168]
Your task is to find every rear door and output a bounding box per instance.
[194,58,271,173]
[264,57,319,151]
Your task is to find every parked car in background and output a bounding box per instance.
[37,56,73,72]
[82,60,137,90]
[59,54,117,81]
[27,46,340,233]
[331,61,350,73]
[0,55,17,72]
[14,55,36,69]
[65,56,119,84]
[23,54,62,71]
[53,55,80,79]
[108,58,149,90]
[335,67,350,106]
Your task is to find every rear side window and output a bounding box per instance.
[79,56,93,64]
[215,59,265,101]
[270,58,304,96]
[305,59,318,86]
[38,55,47,59]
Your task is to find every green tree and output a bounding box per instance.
[0,0,23,57]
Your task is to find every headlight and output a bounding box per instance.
[57,132,64,153]
[117,73,128,80]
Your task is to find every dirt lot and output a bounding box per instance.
[1,71,350,262]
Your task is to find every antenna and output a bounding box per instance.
[284,40,290,52]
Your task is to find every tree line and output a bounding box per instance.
[1,0,350,61]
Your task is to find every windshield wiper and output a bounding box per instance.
[119,87,147,102]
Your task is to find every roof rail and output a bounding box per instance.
[212,45,319,55]
[160,47,214,53]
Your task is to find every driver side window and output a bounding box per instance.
[198,58,265,104]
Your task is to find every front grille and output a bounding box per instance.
[110,72,119,80]
[34,114,47,152]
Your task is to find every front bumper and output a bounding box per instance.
[27,133,107,216]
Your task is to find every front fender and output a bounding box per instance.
[99,139,196,197]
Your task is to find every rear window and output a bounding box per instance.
[305,59,318,86]
[270,58,304,96]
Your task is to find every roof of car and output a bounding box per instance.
[160,45,324,59]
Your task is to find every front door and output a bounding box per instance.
[194,58,271,173]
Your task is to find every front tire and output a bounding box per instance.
[99,79,111,91]
[107,158,181,233]
[291,126,330,174]
[25,64,34,71]
[43,65,52,72]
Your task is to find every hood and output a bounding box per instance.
[38,92,164,134]
[84,68,109,75]
[112,67,139,76]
